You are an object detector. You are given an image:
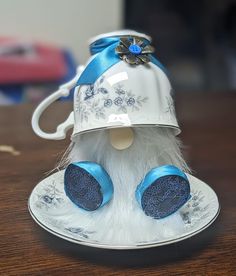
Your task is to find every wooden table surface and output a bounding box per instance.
[0,92,235,275]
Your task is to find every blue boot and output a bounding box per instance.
[64,161,114,211]
[136,165,190,219]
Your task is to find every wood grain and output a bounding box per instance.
[0,92,235,275]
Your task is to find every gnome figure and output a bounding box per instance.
[32,31,192,245]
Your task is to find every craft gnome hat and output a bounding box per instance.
[32,30,180,140]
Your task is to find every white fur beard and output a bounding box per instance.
[60,127,191,245]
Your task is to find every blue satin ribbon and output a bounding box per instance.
[135,165,189,206]
[73,161,114,207]
[76,36,167,85]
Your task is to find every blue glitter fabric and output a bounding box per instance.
[64,164,103,211]
[141,175,190,219]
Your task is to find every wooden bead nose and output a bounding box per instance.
[109,127,134,150]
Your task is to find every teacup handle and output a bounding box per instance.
[31,65,84,140]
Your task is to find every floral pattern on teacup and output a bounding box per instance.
[75,76,148,123]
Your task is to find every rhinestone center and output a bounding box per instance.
[128,44,142,55]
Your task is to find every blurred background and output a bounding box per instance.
[0,0,235,105]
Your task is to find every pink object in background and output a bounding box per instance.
[0,38,67,84]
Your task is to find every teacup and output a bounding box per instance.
[32,30,180,140]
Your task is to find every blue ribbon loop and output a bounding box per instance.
[76,36,167,85]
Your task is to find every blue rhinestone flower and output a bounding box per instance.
[115,37,154,65]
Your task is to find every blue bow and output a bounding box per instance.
[76,37,167,85]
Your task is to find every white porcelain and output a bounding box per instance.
[28,170,220,250]
[31,30,180,140]
[72,60,180,138]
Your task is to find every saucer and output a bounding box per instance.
[28,170,220,250]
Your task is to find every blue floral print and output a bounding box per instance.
[104,99,113,107]
[127,97,135,106]
[114,97,123,106]
[35,181,64,210]
[76,77,148,123]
